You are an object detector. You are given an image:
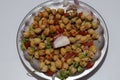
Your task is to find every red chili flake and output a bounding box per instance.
[64,52,78,60]
[79,31,88,36]
[79,12,83,17]
[64,13,70,17]
[46,70,54,76]
[82,40,94,47]
[24,41,30,49]
[86,61,94,69]
[54,18,59,25]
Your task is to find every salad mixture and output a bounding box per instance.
[21,7,99,79]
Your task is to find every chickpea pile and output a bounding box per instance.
[21,7,99,79]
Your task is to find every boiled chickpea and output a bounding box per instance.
[40,24,46,30]
[45,49,51,55]
[41,65,48,72]
[51,9,57,15]
[23,31,30,38]
[87,51,94,59]
[80,60,87,67]
[92,21,98,29]
[34,51,40,59]
[34,16,40,22]
[48,19,54,25]
[62,17,69,24]
[29,31,36,37]
[50,25,56,32]
[66,23,72,31]
[80,13,85,20]
[75,35,82,40]
[60,48,67,56]
[62,62,68,69]
[42,11,48,18]
[56,13,61,19]
[70,29,78,36]
[27,47,34,55]
[53,55,59,61]
[80,25,86,31]
[70,66,77,74]
[43,28,50,36]
[50,65,57,72]
[65,46,72,52]
[69,37,76,43]
[39,42,45,49]
[38,12,43,18]
[49,14,54,19]
[57,8,64,15]
[63,31,70,37]
[89,45,96,53]
[75,48,82,53]
[71,11,77,17]
[67,58,73,65]
[32,21,39,29]
[45,59,51,65]
[76,19,82,25]
[45,7,51,13]
[54,50,59,54]
[55,60,62,68]
[39,50,45,56]
[85,22,91,29]
[74,57,80,62]
[71,45,77,50]
[33,38,41,45]
[34,28,42,34]
[30,39,35,47]
[39,62,45,69]
[86,14,93,21]
[80,35,90,43]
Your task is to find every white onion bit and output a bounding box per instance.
[53,35,70,48]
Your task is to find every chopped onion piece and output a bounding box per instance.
[53,35,70,48]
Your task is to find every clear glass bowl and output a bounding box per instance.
[16,0,109,80]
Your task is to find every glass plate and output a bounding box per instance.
[16,0,109,80]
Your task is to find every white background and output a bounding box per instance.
[0,0,119,80]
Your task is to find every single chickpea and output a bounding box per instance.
[41,65,48,72]
[62,17,69,24]
[76,19,82,25]
[34,16,40,22]
[92,21,98,29]
[55,59,62,68]
[27,47,34,55]
[42,11,48,18]
[50,25,56,32]
[74,57,80,62]
[43,28,50,36]
[62,62,69,69]
[33,38,41,45]
[34,51,40,59]
[51,9,57,15]
[45,7,51,13]
[48,19,54,25]
[66,58,73,65]
[55,13,61,19]
[34,28,42,34]
[69,37,76,43]
[39,42,45,49]
[49,14,54,19]
[57,8,64,15]
[86,14,93,21]
[66,23,72,31]
[89,45,97,53]
[23,31,30,38]
[60,48,67,56]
